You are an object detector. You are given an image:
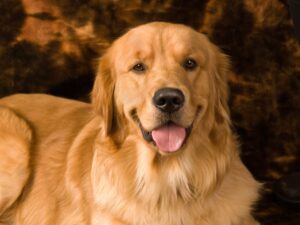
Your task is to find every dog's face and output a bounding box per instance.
[92,22,229,155]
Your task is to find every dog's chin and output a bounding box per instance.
[138,120,193,155]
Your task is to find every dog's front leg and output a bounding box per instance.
[0,107,32,216]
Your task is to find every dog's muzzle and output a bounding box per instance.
[136,88,193,154]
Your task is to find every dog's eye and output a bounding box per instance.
[183,58,197,71]
[132,63,146,73]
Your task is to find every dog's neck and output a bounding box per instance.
[91,121,234,212]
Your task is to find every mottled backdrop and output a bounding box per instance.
[0,0,299,224]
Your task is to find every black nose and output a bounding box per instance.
[153,88,185,113]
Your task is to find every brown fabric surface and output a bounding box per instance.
[0,0,299,224]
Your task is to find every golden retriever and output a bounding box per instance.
[0,22,260,225]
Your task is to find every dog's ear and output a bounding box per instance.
[214,49,230,125]
[206,45,231,144]
[91,51,115,135]
[208,45,231,127]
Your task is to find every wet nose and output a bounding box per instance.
[152,88,185,113]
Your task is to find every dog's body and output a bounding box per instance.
[0,22,260,225]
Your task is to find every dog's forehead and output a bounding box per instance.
[115,23,209,56]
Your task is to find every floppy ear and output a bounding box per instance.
[206,43,231,129]
[91,52,115,135]
[213,49,230,125]
[207,45,231,144]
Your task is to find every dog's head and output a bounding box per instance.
[92,22,230,155]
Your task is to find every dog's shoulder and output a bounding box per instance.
[0,93,94,140]
[0,93,90,111]
[0,93,92,120]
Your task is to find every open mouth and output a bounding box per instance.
[138,120,192,154]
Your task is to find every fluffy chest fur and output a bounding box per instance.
[91,135,259,225]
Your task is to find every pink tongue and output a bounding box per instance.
[152,124,186,153]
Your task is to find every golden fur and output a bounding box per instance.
[0,22,260,225]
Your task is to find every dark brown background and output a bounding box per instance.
[0,0,299,224]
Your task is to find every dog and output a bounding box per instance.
[0,22,260,225]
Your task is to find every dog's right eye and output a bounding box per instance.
[132,63,146,73]
[182,58,197,71]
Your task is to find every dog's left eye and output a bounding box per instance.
[183,58,197,71]
[132,63,146,73]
